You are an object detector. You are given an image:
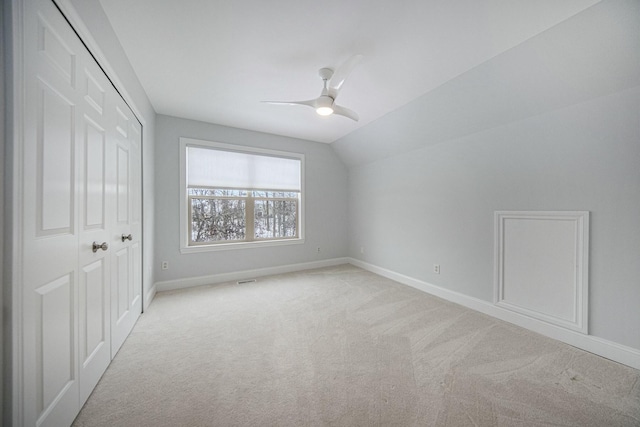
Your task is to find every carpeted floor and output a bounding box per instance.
[73,264,640,426]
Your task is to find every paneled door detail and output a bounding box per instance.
[20,0,143,424]
[77,60,113,404]
[22,2,82,424]
[110,100,142,356]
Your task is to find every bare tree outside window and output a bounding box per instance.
[254,199,297,239]
[188,188,298,245]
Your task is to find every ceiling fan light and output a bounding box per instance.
[316,95,334,116]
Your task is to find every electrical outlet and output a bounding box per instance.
[317,247,321,253]
[360,246,365,254]
[161,261,169,270]
[433,264,440,274]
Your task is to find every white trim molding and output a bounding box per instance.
[154,257,349,292]
[494,211,589,334]
[8,0,26,425]
[348,258,640,371]
[144,284,157,310]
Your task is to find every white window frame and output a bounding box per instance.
[179,137,305,253]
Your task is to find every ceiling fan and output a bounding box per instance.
[263,54,363,121]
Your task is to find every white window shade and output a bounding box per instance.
[187,146,301,191]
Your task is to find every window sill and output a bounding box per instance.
[180,238,305,254]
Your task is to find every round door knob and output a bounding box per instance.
[92,241,109,253]
[121,233,133,242]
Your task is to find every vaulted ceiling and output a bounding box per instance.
[99,0,600,144]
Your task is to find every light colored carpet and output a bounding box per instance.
[73,264,640,426]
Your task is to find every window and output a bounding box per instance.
[180,138,304,252]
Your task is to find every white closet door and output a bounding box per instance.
[21,0,83,424]
[130,119,143,327]
[77,57,114,404]
[110,99,142,356]
[19,0,143,424]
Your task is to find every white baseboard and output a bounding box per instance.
[154,257,351,293]
[144,284,157,311]
[347,258,640,370]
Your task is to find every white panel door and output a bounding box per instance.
[20,0,144,424]
[77,60,114,405]
[110,99,142,356]
[21,0,82,424]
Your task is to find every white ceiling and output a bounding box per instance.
[99,0,600,144]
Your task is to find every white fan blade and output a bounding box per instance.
[328,54,363,99]
[332,104,359,121]
[262,99,317,108]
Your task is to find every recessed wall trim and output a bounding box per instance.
[494,211,589,334]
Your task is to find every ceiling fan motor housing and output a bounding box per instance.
[317,95,334,107]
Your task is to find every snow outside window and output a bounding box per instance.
[180,139,304,251]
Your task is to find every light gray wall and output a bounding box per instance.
[65,0,156,305]
[346,84,640,350]
[333,0,640,167]
[154,114,348,282]
[336,0,640,352]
